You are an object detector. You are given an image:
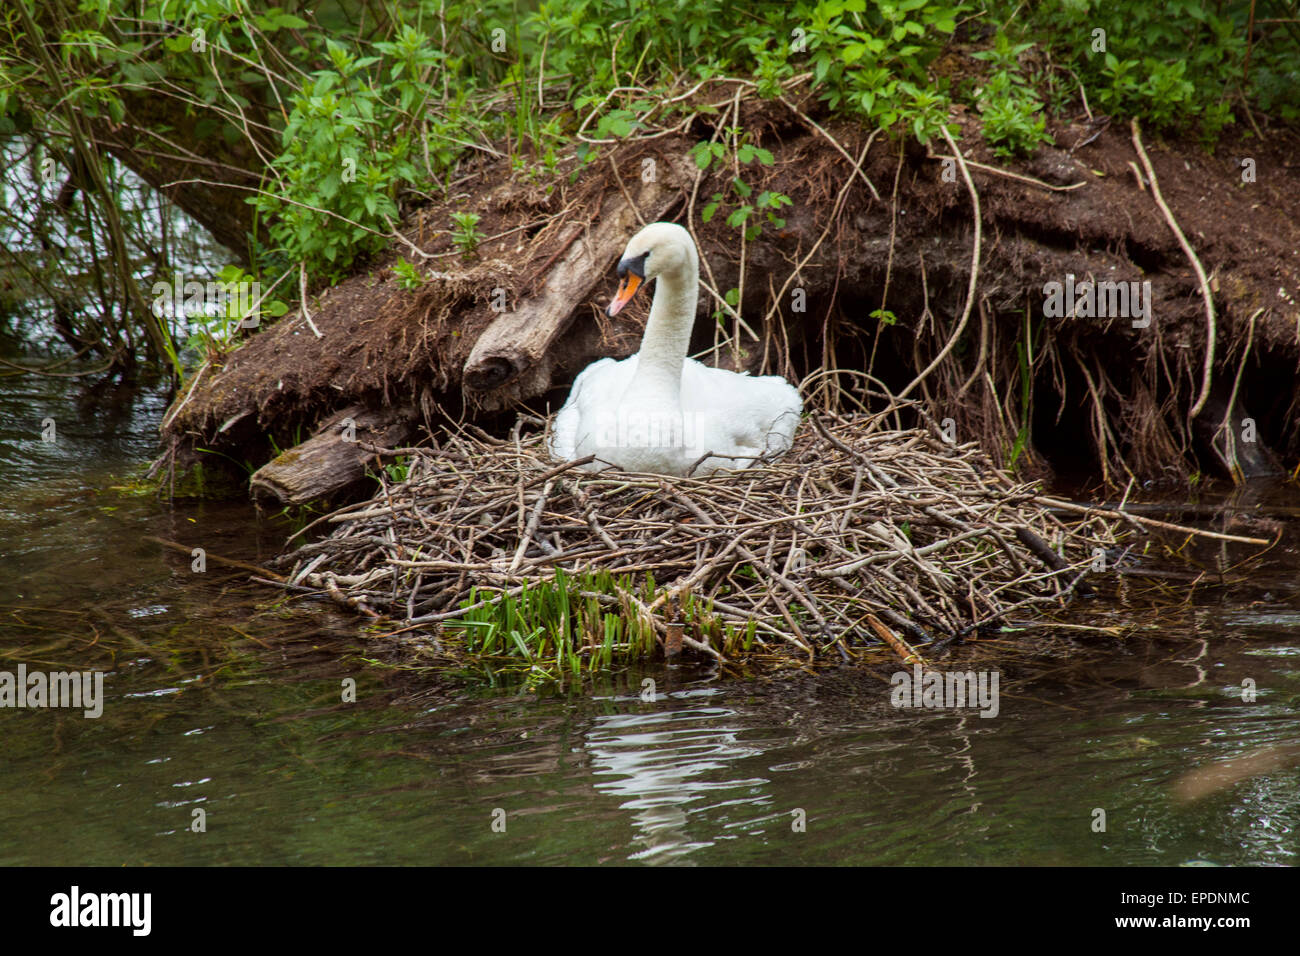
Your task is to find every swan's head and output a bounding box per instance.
[607,222,695,317]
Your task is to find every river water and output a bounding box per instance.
[2,353,1297,866]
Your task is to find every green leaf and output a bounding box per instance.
[725,205,752,229]
[691,142,713,170]
[841,42,867,65]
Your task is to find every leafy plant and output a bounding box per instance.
[444,568,666,682]
[695,132,790,241]
[250,38,424,278]
[749,0,965,143]
[177,265,287,366]
[391,258,425,290]
[450,211,483,255]
[972,36,1053,158]
[1018,0,1260,142]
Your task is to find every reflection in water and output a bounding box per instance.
[584,688,770,863]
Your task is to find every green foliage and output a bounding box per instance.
[444,569,663,683]
[440,567,760,683]
[696,132,790,241]
[384,455,411,482]
[542,2,965,149]
[1098,53,1192,124]
[449,211,483,255]
[251,41,419,277]
[1007,314,1036,468]
[749,0,966,143]
[1017,0,1280,140]
[391,258,425,290]
[972,36,1053,158]
[171,265,286,366]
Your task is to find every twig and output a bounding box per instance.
[145,535,284,581]
[1035,496,1272,546]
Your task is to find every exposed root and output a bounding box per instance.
[898,123,982,401]
[1130,118,1217,420]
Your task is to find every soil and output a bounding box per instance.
[158,88,1300,497]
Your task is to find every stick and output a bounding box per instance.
[1035,496,1272,546]
[145,536,284,581]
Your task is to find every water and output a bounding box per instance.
[2,351,1298,866]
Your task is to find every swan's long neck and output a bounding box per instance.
[625,254,698,403]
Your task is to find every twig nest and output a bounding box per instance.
[278,412,1121,663]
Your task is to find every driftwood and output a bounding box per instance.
[461,155,691,409]
[249,404,417,506]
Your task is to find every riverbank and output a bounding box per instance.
[155,91,1300,504]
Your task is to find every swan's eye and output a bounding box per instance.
[617,250,651,278]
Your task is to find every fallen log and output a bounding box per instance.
[249,404,417,506]
[461,155,690,408]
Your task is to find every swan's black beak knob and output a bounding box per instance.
[607,251,649,317]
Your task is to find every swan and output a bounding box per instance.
[549,221,802,476]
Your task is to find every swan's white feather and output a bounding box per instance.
[550,353,802,476]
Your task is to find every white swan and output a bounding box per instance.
[549,222,802,476]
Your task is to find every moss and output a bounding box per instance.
[271,449,303,466]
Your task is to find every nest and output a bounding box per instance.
[274,411,1123,664]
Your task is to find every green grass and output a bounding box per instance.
[439,567,758,685]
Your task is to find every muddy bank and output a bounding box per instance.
[156,92,1300,501]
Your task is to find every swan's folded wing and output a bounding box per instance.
[548,356,628,460]
[680,361,803,458]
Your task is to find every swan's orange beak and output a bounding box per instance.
[606,273,642,317]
